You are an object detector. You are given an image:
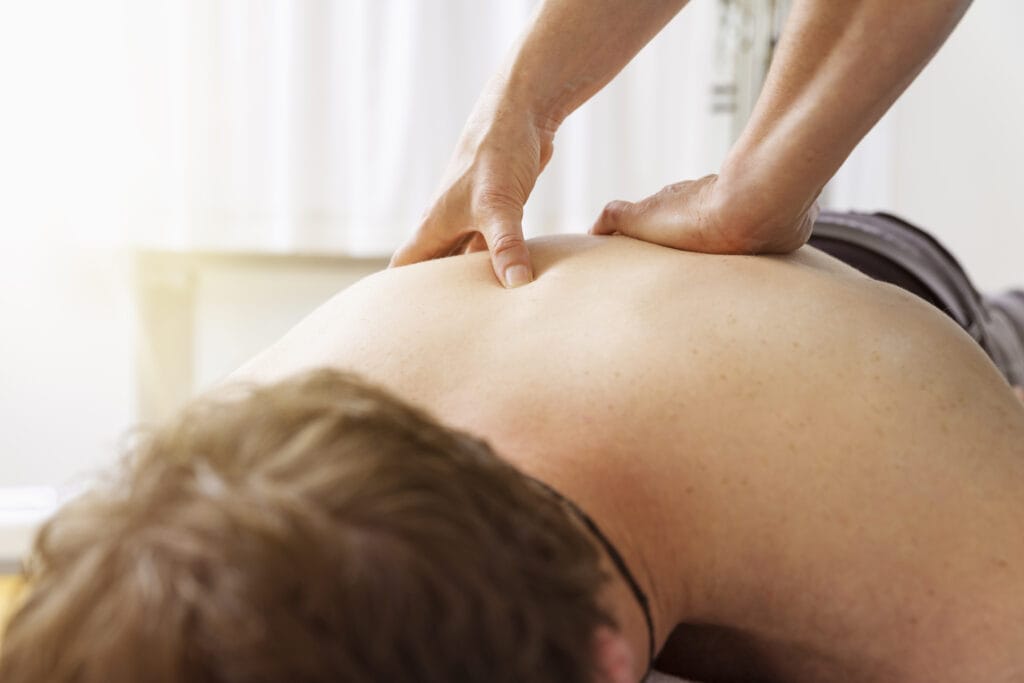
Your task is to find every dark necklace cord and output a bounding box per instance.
[526,475,656,674]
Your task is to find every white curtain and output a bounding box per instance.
[123,0,734,255]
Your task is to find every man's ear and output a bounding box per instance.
[591,624,636,683]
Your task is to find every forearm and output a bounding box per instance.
[491,0,688,129]
[719,0,972,231]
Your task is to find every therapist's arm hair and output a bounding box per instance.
[715,0,973,236]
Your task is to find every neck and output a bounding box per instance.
[556,488,656,679]
[528,470,698,680]
[513,446,737,678]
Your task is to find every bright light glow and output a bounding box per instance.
[0,0,141,248]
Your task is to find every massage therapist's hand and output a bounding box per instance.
[389,0,694,288]
[388,88,552,289]
[590,172,819,255]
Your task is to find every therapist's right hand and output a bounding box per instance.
[389,100,553,289]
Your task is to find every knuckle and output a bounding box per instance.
[488,230,526,256]
[600,202,624,227]
[473,185,524,214]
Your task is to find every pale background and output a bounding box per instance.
[0,0,1022,560]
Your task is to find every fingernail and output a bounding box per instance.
[503,264,531,288]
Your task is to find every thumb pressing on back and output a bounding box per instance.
[589,176,733,253]
[483,218,533,288]
[590,200,634,236]
[589,189,700,248]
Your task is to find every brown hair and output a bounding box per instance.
[0,369,614,683]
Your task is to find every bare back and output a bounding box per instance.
[236,235,1024,681]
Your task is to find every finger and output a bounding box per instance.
[590,187,701,249]
[589,200,632,236]
[481,219,532,288]
[389,220,460,268]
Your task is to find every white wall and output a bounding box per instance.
[0,248,136,564]
[829,0,1024,291]
[891,0,1024,291]
[0,249,135,489]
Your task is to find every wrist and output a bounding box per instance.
[721,153,832,235]
[709,161,774,242]
[456,73,558,161]
[711,160,817,254]
[481,67,564,145]
[501,64,575,132]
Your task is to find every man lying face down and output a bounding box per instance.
[3,229,1024,683]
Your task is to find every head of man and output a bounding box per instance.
[0,369,635,683]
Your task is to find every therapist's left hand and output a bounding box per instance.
[590,173,819,255]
